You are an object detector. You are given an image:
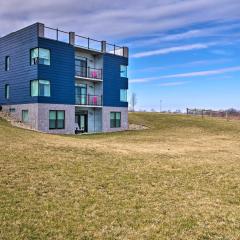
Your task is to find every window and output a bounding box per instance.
[120,89,128,102]
[120,65,127,78]
[49,110,65,129]
[5,56,10,71]
[31,48,50,65]
[22,110,29,123]
[110,112,121,128]
[5,84,9,99]
[31,80,50,97]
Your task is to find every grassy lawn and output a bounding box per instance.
[1,112,240,239]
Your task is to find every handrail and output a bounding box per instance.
[75,66,102,80]
[75,94,102,106]
[43,25,126,56]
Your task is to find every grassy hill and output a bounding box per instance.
[1,113,240,239]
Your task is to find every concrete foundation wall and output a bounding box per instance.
[2,104,128,134]
[102,106,128,132]
[2,103,75,134]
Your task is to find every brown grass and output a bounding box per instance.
[0,113,240,239]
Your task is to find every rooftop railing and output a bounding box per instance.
[40,24,128,57]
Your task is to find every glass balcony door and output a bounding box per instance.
[75,84,87,105]
[75,57,87,78]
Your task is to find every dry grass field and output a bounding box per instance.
[1,112,240,240]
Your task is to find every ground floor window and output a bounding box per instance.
[49,110,65,129]
[22,110,29,123]
[110,112,121,128]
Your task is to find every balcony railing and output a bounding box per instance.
[75,94,102,106]
[75,67,102,80]
[41,25,127,57]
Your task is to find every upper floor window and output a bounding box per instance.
[120,65,128,78]
[110,112,121,128]
[5,56,10,71]
[31,48,50,65]
[120,89,128,102]
[5,84,10,99]
[31,80,50,97]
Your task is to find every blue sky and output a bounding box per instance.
[1,0,240,111]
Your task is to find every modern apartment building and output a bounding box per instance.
[0,23,129,134]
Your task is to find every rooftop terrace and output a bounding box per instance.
[39,23,128,57]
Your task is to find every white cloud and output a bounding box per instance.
[158,81,190,87]
[132,43,212,58]
[0,0,240,41]
[130,66,240,83]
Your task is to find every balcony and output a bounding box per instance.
[75,67,102,81]
[75,94,102,107]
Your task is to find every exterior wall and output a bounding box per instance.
[2,103,75,134]
[0,23,39,105]
[103,53,128,108]
[38,38,75,105]
[37,104,75,134]
[2,104,39,130]
[102,106,128,132]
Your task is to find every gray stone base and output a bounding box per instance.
[102,106,128,132]
[2,104,75,134]
[1,104,129,134]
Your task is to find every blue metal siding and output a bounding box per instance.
[38,38,75,105]
[0,23,38,105]
[103,53,128,107]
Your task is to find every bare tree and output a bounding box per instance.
[130,93,137,112]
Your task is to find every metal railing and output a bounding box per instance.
[43,25,126,57]
[75,94,102,106]
[106,43,124,56]
[75,66,102,80]
[44,26,70,44]
[75,35,102,52]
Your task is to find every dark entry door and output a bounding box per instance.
[75,113,88,132]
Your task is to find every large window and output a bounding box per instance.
[49,110,65,130]
[31,48,50,65]
[120,65,127,78]
[5,84,9,99]
[5,56,10,71]
[22,110,29,123]
[120,89,128,102]
[31,80,50,97]
[110,112,121,128]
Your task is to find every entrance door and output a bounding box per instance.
[75,113,88,132]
